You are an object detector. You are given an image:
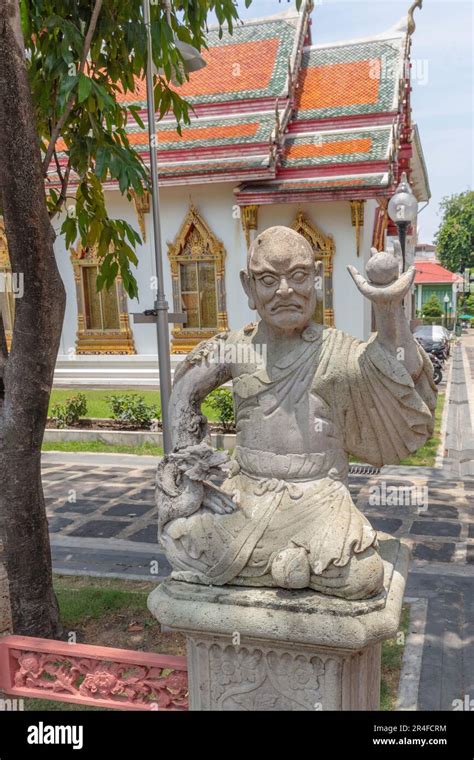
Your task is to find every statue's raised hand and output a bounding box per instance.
[347,245,415,306]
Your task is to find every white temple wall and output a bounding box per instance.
[53,185,377,360]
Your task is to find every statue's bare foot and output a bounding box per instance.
[309,547,384,600]
[271,546,310,589]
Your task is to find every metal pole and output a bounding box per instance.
[143,0,173,454]
[396,220,408,273]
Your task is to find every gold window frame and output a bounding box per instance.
[168,205,228,353]
[71,243,136,355]
[290,211,336,327]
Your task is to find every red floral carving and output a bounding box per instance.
[10,649,188,710]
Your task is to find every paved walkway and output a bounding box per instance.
[41,331,474,709]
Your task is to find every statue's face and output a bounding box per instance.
[243,229,317,334]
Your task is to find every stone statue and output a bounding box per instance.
[156,226,436,600]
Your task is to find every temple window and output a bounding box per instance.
[71,244,136,355]
[168,205,228,353]
[82,264,120,331]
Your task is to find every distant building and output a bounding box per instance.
[414,243,437,261]
[414,261,463,316]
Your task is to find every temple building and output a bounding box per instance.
[0,2,431,385]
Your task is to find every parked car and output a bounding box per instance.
[413,325,450,358]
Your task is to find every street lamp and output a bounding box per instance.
[388,172,418,272]
[444,293,449,327]
[142,0,206,454]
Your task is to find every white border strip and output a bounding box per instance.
[435,355,453,467]
[395,597,428,711]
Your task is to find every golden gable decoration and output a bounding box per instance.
[291,211,335,327]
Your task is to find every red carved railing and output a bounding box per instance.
[0,635,188,711]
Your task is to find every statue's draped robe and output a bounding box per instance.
[160,326,437,588]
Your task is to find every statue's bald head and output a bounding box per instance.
[247,226,314,273]
[241,226,318,335]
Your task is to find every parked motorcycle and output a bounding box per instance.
[414,337,444,383]
[428,352,443,385]
[430,344,448,365]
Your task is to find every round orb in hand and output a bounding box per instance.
[365,251,399,285]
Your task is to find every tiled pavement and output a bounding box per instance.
[45,461,158,544]
[43,464,473,576]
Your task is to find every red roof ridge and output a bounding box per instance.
[414,261,464,284]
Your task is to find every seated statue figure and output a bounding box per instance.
[156,227,437,600]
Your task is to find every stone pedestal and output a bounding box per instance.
[148,536,409,711]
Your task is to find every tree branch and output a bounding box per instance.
[49,158,72,219]
[53,147,64,184]
[42,0,103,174]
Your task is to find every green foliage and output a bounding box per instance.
[434,191,474,273]
[422,294,443,317]
[22,0,246,297]
[205,388,235,432]
[50,393,87,428]
[106,392,160,427]
[459,293,474,315]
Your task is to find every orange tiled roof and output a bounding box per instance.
[293,36,405,121]
[48,8,427,195]
[285,137,373,161]
[297,59,380,112]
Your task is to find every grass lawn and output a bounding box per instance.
[380,604,410,710]
[24,577,408,711]
[49,388,219,421]
[42,440,164,456]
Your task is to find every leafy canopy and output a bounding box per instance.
[434,190,474,275]
[21,0,250,297]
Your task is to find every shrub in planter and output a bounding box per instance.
[106,393,160,428]
[206,388,235,432]
[50,393,88,428]
[422,294,443,318]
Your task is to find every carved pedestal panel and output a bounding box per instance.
[186,635,381,711]
[148,536,409,711]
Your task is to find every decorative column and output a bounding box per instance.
[372,199,388,253]
[241,205,259,250]
[350,200,365,257]
[131,190,150,242]
[148,536,409,711]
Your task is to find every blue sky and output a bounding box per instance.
[210,0,473,244]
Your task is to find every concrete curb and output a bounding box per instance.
[44,427,236,449]
[395,597,428,711]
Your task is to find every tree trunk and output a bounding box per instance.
[0,1,66,637]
